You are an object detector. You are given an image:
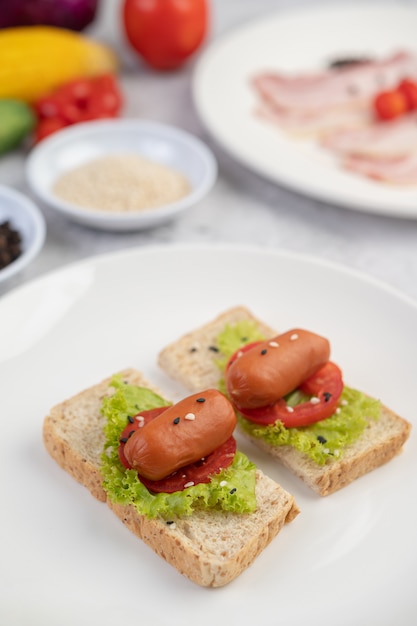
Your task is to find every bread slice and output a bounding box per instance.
[157,307,412,496]
[43,368,299,587]
[158,306,276,393]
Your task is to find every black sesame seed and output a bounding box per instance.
[119,437,128,443]
[261,349,267,355]
[323,392,332,402]
[166,520,174,525]
[229,487,237,494]
[173,417,180,424]
[128,430,135,438]
[190,347,197,353]
[196,397,206,403]
[317,435,327,444]
[127,415,135,424]
[208,345,219,352]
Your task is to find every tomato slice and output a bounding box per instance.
[118,406,236,493]
[225,342,343,428]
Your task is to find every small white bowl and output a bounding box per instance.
[25,119,217,231]
[0,185,46,284]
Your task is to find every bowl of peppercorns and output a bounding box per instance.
[0,185,46,285]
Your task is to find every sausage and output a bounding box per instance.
[123,389,237,481]
[226,328,330,409]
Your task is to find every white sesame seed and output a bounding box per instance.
[168,522,177,530]
[269,341,279,348]
[334,450,340,456]
[290,333,299,341]
[323,448,330,454]
[184,412,195,421]
[341,399,348,406]
[220,480,227,487]
[286,405,294,413]
[184,481,195,489]
[336,408,341,414]
[136,415,145,427]
[310,396,320,404]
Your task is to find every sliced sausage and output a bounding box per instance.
[124,389,236,480]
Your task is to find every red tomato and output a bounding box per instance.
[32,74,123,141]
[374,89,408,121]
[34,117,68,143]
[398,79,417,111]
[122,0,209,71]
[226,342,344,428]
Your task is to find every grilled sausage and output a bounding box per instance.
[124,389,236,480]
[226,328,330,409]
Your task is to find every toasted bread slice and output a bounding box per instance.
[43,368,299,587]
[157,307,412,496]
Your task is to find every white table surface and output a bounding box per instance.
[1,0,417,302]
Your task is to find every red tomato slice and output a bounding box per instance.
[118,407,236,493]
[225,342,344,428]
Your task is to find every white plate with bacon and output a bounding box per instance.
[193,3,417,218]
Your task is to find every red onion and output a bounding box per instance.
[0,0,99,31]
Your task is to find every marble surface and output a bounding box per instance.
[1,0,417,302]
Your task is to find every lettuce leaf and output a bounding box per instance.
[238,386,380,465]
[100,376,257,519]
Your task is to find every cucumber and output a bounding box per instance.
[0,99,36,155]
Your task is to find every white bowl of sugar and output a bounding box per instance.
[26,119,217,231]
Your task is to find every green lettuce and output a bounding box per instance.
[213,320,381,465]
[238,386,380,465]
[100,376,257,519]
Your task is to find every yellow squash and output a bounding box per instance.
[0,26,118,102]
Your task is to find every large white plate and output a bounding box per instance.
[193,3,417,218]
[1,244,416,626]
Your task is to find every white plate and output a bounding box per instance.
[193,3,417,218]
[0,244,416,626]
[0,185,46,284]
[26,119,217,231]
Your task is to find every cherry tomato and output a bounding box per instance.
[122,0,209,71]
[374,89,408,121]
[32,74,123,141]
[398,79,417,111]
[34,117,68,143]
[226,342,344,428]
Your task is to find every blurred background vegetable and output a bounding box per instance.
[0,100,36,154]
[33,74,123,142]
[122,0,209,71]
[0,0,99,32]
[0,26,118,102]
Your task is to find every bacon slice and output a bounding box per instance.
[255,99,371,137]
[322,113,417,159]
[252,51,417,114]
[343,152,417,184]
